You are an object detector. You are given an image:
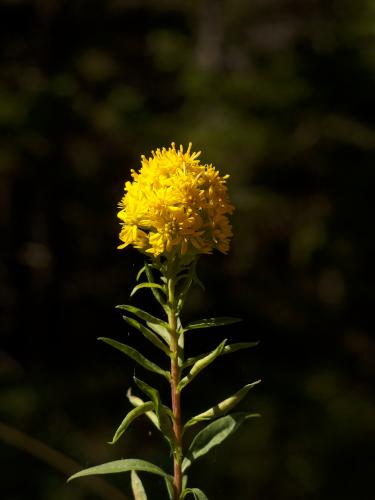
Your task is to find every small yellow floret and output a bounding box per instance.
[117,143,234,258]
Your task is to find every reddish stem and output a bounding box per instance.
[168,278,183,500]
[171,352,182,499]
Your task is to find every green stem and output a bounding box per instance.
[167,275,183,500]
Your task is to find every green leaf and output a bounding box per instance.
[178,340,227,391]
[182,413,256,473]
[146,321,171,345]
[98,337,170,380]
[184,317,242,331]
[130,282,165,298]
[116,304,168,328]
[127,388,160,430]
[184,381,261,430]
[183,474,189,490]
[183,341,259,369]
[120,314,171,355]
[109,401,154,444]
[131,470,148,500]
[177,275,193,313]
[136,266,146,282]
[67,458,173,485]
[134,377,176,448]
[165,476,174,500]
[181,488,209,500]
[126,388,175,449]
[144,262,166,306]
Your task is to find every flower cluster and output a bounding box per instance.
[117,143,234,257]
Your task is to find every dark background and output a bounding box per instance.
[1,1,374,499]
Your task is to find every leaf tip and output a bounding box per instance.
[246,412,262,420]
[66,473,77,483]
[115,304,129,312]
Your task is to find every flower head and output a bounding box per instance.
[117,143,234,258]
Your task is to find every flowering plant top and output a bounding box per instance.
[68,143,260,500]
[117,143,234,258]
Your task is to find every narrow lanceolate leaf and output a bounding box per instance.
[165,476,174,500]
[130,282,165,298]
[184,317,242,331]
[127,388,160,430]
[146,321,171,345]
[177,275,193,313]
[182,413,257,473]
[183,341,259,369]
[182,474,189,490]
[116,304,168,328]
[134,377,175,447]
[98,337,170,380]
[120,315,171,356]
[177,330,185,368]
[181,488,209,500]
[67,458,173,486]
[127,388,174,448]
[144,262,166,306]
[131,470,148,500]
[184,381,261,430]
[178,340,227,391]
[136,265,146,282]
[109,401,154,444]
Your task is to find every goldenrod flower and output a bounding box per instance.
[117,143,234,258]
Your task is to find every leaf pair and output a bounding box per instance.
[116,304,171,348]
[97,414,256,494]
[67,414,256,499]
[109,377,174,451]
[134,377,176,448]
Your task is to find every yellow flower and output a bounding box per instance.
[117,143,234,258]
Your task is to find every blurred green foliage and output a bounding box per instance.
[0,0,374,499]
